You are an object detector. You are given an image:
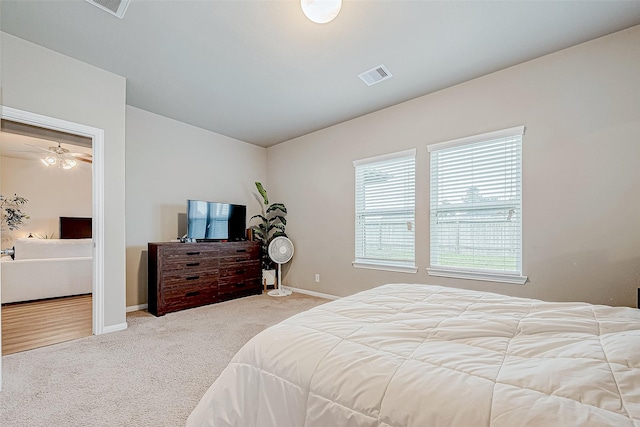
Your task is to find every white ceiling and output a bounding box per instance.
[2,0,640,147]
[0,132,92,163]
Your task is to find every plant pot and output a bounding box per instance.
[262,269,276,287]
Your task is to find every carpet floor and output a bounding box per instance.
[0,292,328,427]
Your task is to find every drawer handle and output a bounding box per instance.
[186,251,200,256]
[235,258,248,262]
[186,276,200,281]
[186,262,200,267]
[235,283,246,288]
[185,291,200,297]
[236,269,246,275]
[236,249,247,253]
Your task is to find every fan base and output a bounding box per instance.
[268,288,292,297]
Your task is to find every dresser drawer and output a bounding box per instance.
[162,248,219,270]
[218,244,260,266]
[219,262,260,280]
[162,286,217,311]
[161,269,219,290]
[162,257,219,271]
[218,278,261,296]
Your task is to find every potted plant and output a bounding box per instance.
[250,182,287,288]
[0,194,29,232]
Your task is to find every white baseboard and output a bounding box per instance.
[283,286,340,300]
[125,291,334,313]
[102,322,128,334]
[126,303,148,313]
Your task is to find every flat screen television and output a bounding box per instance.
[186,200,247,242]
[60,216,92,239]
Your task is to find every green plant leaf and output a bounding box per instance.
[269,215,286,226]
[266,203,287,214]
[255,182,269,205]
[1,193,29,231]
[269,223,286,233]
[250,214,266,223]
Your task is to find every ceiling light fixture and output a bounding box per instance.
[62,159,77,170]
[301,0,342,24]
[39,143,78,170]
[41,156,57,167]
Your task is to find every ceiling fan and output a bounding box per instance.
[9,141,92,169]
[38,142,92,169]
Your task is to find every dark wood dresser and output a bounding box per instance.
[148,241,261,316]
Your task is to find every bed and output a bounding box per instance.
[187,283,640,427]
[1,237,92,304]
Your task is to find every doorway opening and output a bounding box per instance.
[0,120,93,354]
[0,107,105,361]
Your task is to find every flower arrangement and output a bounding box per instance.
[0,194,29,231]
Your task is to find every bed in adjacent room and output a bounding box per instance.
[1,237,92,304]
[187,283,640,427]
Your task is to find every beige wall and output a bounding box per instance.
[1,32,127,327]
[3,25,638,311]
[267,26,640,307]
[1,156,92,245]
[125,106,267,307]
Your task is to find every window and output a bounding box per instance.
[428,126,526,284]
[353,149,417,273]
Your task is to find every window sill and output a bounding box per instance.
[353,262,418,274]
[427,267,527,285]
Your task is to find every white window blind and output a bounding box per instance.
[353,149,416,272]
[428,126,526,284]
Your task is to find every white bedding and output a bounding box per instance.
[1,238,92,303]
[187,284,640,427]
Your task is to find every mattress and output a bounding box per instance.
[1,238,93,303]
[187,284,640,427]
[12,237,92,259]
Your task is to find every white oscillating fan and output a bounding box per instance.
[267,236,294,297]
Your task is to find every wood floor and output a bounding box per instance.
[2,294,92,356]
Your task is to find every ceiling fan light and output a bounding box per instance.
[42,155,57,166]
[62,159,77,170]
[301,0,341,24]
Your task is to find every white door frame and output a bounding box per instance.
[0,106,106,337]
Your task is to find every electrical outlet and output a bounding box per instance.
[315,274,320,283]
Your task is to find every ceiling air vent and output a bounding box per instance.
[358,64,393,86]
[85,0,131,19]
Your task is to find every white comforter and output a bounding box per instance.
[187,284,640,427]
